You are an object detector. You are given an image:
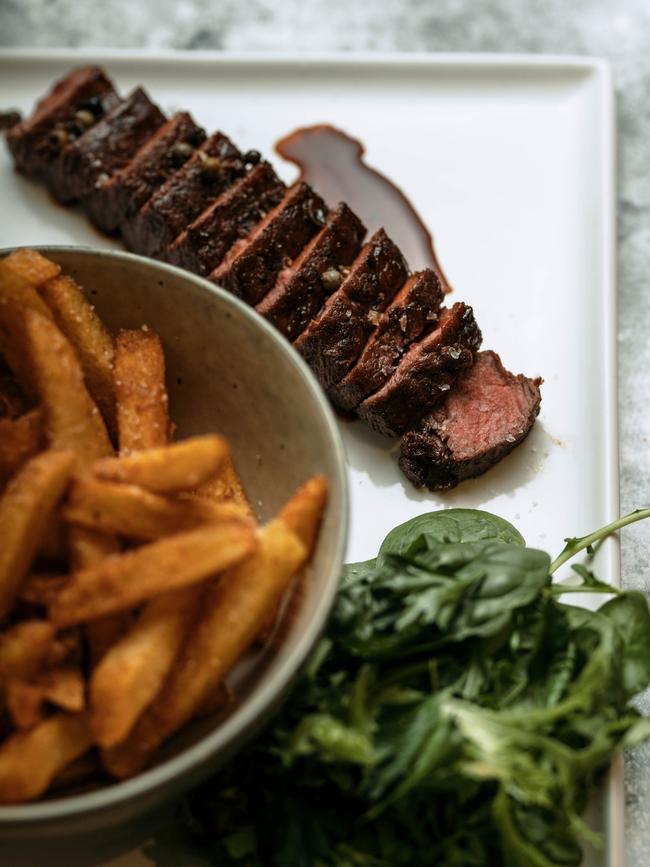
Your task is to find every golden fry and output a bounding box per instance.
[278,475,328,551]
[3,248,61,288]
[91,585,204,748]
[193,452,254,518]
[258,475,328,642]
[25,308,112,462]
[6,681,43,729]
[64,477,250,541]
[94,434,228,494]
[0,713,92,804]
[50,521,257,626]
[40,667,85,713]
[0,261,52,396]
[104,517,306,778]
[67,526,123,667]
[0,622,55,689]
[114,328,171,452]
[40,274,116,437]
[0,449,75,618]
[0,408,43,484]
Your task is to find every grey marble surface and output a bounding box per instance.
[2,0,650,863]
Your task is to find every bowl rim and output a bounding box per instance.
[0,245,348,823]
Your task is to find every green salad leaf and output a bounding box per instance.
[167,508,650,867]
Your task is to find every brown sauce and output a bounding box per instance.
[275,124,451,292]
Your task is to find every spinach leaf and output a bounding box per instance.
[377,509,525,565]
[334,542,550,658]
[600,591,650,699]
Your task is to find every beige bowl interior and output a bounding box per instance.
[0,246,347,837]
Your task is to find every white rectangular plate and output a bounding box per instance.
[0,50,617,867]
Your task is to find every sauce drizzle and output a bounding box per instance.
[275,124,450,292]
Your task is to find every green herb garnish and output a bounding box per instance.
[167,508,650,866]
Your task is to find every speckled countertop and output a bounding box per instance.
[2,0,650,863]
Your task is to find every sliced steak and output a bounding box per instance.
[292,229,407,388]
[256,204,366,340]
[399,350,542,490]
[46,88,166,204]
[6,66,119,177]
[358,303,482,438]
[209,182,327,305]
[123,132,246,257]
[165,162,286,275]
[85,112,206,234]
[332,269,444,412]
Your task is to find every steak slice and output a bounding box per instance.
[292,229,407,388]
[358,303,482,438]
[165,162,286,276]
[332,268,444,412]
[256,203,366,340]
[47,87,166,204]
[209,182,327,306]
[399,351,542,490]
[124,132,246,257]
[85,112,206,234]
[6,66,119,176]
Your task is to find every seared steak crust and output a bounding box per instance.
[166,162,286,276]
[123,131,245,257]
[48,88,166,204]
[331,268,443,412]
[399,350,542,490]
[6,66,119,176]
[209,182,327,306]
[257,203,366,341]
[292,229,407,389]
[86,112,206,234]
[358,303,482,438]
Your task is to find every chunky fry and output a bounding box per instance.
[114,328,171,452]
[3,248,61,288]
[0,449,75,618]
[0,407,43,484]
[0,262,53,396]
[67,526,123,667]
[0,622,55,689]
[91,585,205,748]
[6,666,83,730]
[24,308,112,461]
[258,475,328,642]
[278,475,328,551]
[6,681,43,729]
[40,274,116,436]
[193,452,254,518]
[40,667,85,712]
[0,713,92,804]
[104,517,306,778]
[50,521,257,626]
[94,434,228,493]
[64,477,249,541]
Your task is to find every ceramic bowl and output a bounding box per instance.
[0,246,347,839]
